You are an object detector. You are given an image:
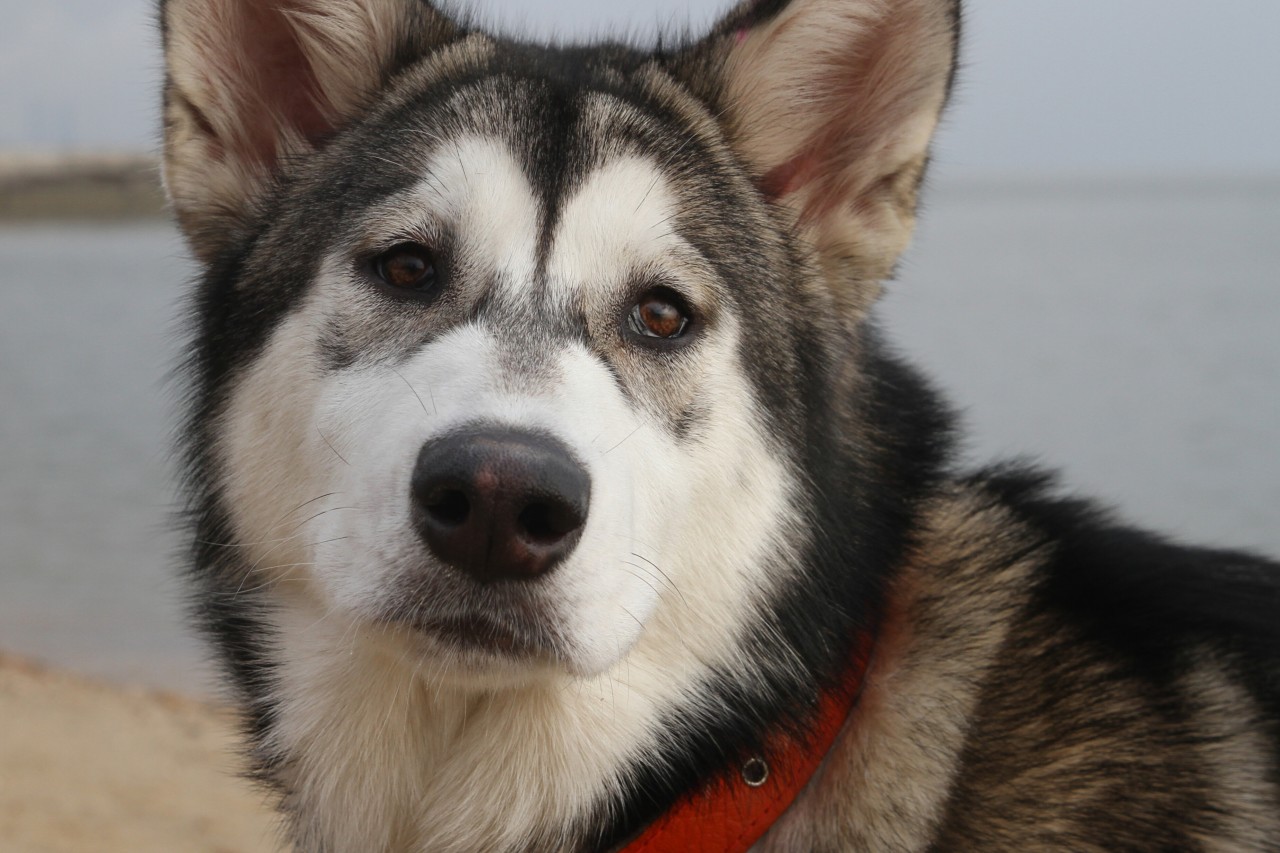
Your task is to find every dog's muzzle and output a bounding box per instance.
[410,426,590,584]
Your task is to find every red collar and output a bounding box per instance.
[619,628,877,853]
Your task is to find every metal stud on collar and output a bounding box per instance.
[741,757,769,788]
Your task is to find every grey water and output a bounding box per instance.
[1,178,1277,695]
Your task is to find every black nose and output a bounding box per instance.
[410,427,591,583]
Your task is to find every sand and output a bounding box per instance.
[0,654,282,853]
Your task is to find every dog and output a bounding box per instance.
[159,0,1280,849]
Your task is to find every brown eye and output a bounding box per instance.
[628,289,691,341]
[373,243,437,292]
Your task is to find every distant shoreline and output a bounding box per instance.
[1,152,1275,224]
[0,152,166,222]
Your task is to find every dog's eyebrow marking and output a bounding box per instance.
[411,135,540,301]
[545,155,685,301]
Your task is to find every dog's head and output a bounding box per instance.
[163,0,958,686]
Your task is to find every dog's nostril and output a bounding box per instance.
[411,427,591,583]
[517,499,583,545]
[426,489,470,527]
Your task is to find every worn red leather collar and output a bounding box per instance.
[620,628,877,853]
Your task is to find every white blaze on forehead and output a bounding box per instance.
[411,134,540,290]
[546,155,689,297]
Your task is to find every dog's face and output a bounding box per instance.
[218,114,801,682]
[164,0,957,686]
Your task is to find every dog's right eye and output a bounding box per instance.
[625,287,694,345]
[372,243,438,294]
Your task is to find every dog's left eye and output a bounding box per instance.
[372,243,437,293]
[627,288,692,341]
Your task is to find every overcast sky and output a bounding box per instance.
[2,0,1278,178]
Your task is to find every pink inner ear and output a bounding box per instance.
[760,138,860,226]
[735,27,750,44]
[218,1,333,168]
[738,3,946,228]
[761,154,815,202]
[761,147,847,225]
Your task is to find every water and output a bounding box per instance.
[887,178,1280,552]
[1,179,1277,693]
[0,224,206,690]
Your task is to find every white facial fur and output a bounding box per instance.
[215,135,801,849]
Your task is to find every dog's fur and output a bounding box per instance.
[160,0,1280,850]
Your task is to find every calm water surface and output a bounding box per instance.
[1,179,1277,693]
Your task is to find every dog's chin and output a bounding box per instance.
[368,608,576,688]
[354,558,650,684]
[368,607,640,688]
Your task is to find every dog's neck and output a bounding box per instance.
[266,595,654,851]
[616,627,877,853]
[263,567,874,853]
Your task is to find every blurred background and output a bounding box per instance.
[2,0,1279,696]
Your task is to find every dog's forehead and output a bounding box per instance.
[349,75,718,302]
[374,134,690,291]
[381,45,695,189]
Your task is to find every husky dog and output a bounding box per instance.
[160,0,1280,849]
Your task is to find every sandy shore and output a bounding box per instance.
[0,654,281,852]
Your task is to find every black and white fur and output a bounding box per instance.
[160,0,1280,850]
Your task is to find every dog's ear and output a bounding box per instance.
[160,0,460,261]
[673,0,959,285]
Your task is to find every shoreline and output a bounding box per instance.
[0,152,165,222]
[0,653,281,852]
[1,152,1275,225]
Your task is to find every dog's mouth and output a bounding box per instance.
[423,613,540,657]
[379,603,558,662]
[373,561,575,668]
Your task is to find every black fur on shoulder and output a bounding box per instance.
[977,465,1280,716]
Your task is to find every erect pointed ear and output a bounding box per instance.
[160,0,461,261]
[673,0,959,286]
